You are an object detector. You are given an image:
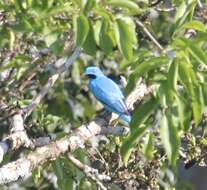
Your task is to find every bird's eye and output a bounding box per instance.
[86,74,96,79]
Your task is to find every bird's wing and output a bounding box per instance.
[89,76,129,115]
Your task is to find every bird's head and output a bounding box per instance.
[84,66,104,79]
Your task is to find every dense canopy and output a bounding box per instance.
[0,0,207,189]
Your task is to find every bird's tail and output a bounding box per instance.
[120,114,131,125]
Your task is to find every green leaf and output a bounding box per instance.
[32,167,41,184]
[115,18,135,60]
[168,60,178,92]
[84,0,96,14]
[174,1,187,23]
[50,40,64,55]
[175,38,207,66]
[159,80,174,107]
[13,0,24,12]
[178,60,203,125]
[187,43,207,66]
[73,15,90,47]
[52,159,64,182]
[160,112,180,167]
[94,5,114,20]
[164,60,178,105]
[172,1,196,36]
[52,158,73,190]
[79,178,93,190]
[130,98,159,130]
[72,61,81,85]
[108,0,142,15]
[121,125,148,165]
[99,18,115,54]
[0,55,31,72]
[83,22,97,55]
[178,60,192,94]
[37,2,73,20]
[133,56,168,76]
[126,57,168,94]
[44,31,59,47]
[143,133,155,160]
[175,94,191,130]
[202,84,207,106]
[9,30,15,50]
[14,17,34,32]
[183,20,207,32]
[93,20,102,45]
[192,97,202,126]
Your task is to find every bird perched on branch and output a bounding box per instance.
[85,66,131,124]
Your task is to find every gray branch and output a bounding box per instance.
[0,81,154,184]
[0,47,82,163]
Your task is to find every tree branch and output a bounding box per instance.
[0,81,154,184]
[0,122,112,184]
[0,47,82,162]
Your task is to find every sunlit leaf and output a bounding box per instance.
[79,178,94,190]
[178,60,203,125]
[187,43,207,66]
[115,17,135,60]
[175,94,191,130]
[73,15,90,46]
[178,60,192,94]
[108,0,142,15]
[168,60,178,92]
[94,5,114,20]
[121,125,148,165]
[130,98,159,130]
[9,30,15,50]
[84,0,96,14]
[72,61,81,85]
[174,1,187,23]
[183,20,207,32]
[172,1,196,35]
[126,57,168,94]
[143,133,155,160]
[44,31,59,47]
[32,167,41,184]
[160,112,180,167]
[93,20,102,45]
[37,2,73,20]
[83,22,97,55]
[52,157,73,190]
[99,18,115,54]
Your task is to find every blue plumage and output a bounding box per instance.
[85,66,131,124]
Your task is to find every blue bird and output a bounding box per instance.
[85,66,131,124]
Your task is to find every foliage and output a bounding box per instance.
[0,0,207,189]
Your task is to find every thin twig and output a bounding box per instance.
[197,0,203,9]
[23,47,82,118]
[156,7,175,12]
[68,153,110,190]
[135,19,164,52]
